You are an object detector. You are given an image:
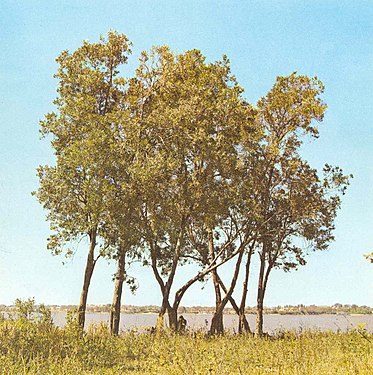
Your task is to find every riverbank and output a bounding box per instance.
[0,319,371,374]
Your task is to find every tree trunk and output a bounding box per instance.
[167,306,178,331]
[218,283,250,334]
[156,297,168,329]
[207,226,224,335]
[238,248,254,334]
[216,274,250,334]
[78,229,97,329]
[239,312,250,333]
[210,248,244,335]
[256,250,266,337]
[210,310,224,335]
[171,236,245,316]
[150,244,169,333]
[110,248,126,335]
[150,222,184,333]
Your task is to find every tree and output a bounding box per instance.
[127,46,257,330]
[34,32,132,328]
[249,73,351,336]
[102,178,142,335]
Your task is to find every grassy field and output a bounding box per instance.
[0,315,372,375]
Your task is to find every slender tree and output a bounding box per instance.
[103,186,142,335]
[34,32,132,328]
[250,73,351,336]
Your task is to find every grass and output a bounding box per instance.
[0,315,371,375]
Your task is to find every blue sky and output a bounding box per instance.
[0,0,372,307]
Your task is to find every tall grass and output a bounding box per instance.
[0,302,371,374]
[0,321,371,374]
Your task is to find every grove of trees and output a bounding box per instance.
[34,32,351,336]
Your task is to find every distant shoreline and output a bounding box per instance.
[2,304,372,316]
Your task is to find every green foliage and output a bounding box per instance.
[12,298,53,326]
[130,46,256,254]
[252,73,351,271]
[34,31,133,257]
[34,31,140,329]
[34,31,352,335]
[64,309,83,338]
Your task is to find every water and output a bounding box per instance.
[52,313,373,333]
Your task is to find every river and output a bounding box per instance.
[52,313,373,333]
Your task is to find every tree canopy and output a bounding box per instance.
[35,32,351,335]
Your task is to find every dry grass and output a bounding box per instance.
[0,316,371,374]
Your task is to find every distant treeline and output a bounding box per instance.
[2,304,371,315]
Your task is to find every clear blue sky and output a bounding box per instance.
[0,0,372,307]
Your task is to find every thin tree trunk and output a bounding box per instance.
[78,229,97,329]
[256,248,266,336]
[169,233,247,331]
[216,275,239,312]
[150,241,168,332]
[258,260,273,332]
[155,287,172,331]
[207,226,224,335]
[238,247,254,333]
[215,277,251,333]
[172,242,242,308]
[110,248,126,335]
[210,249,244,335]
[150,221,184,332]
[239,312,250,334]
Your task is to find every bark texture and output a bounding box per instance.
[110,249,126,335]
[256,245,266,336]
[78,229,97,328]
[207,227,224,335]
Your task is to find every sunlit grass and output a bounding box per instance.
[0,316,371,374]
